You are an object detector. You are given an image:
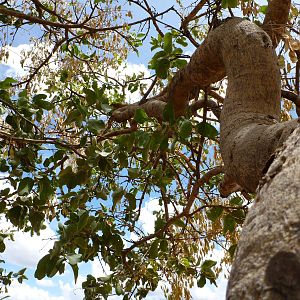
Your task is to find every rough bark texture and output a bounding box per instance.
[226,127,300,300]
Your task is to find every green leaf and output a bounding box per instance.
[197,274,206,288]
[7,206,24,227]
[201,260,217,271]
[71,264,79,283]
[160,239,168,252]
[87,119,105,133]
[206,206,223,222]
[35,254,50,280]
[180,258,190,267]
[29,211,44,232]
[259,5,268,14]
[156,58,170,79]
[149,239,160,259]
[163,102,175,124]
[163,32,173,53]
[228,244,237,259]
[128,168,140,179]
[197,122,218,139]
[112,188,123,210]
[60,70,68,82]
[231,209,246,224]
[179,119,193,139]
[222,0,238,8]
[39,177,54,203]
[63,109,83,125]
[134,108,148,124]
[18,177,34,196]
[0,77,17,89]
[78,212,89,231]
[115,282,123,295]
[223,214,236,234]
[172,58,187,69]
[173,219,186,228]
[0,241,6,253]
[83,88,97,105]
[67,254,82,265]
[229,196,243,206]
[228,0,238,8]
[33,94,54,110]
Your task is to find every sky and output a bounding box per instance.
[0,0,237,299]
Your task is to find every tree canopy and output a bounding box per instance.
[0,0,299,299]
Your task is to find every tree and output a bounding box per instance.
[0,0,298,299]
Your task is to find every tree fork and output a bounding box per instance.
[113,17,299,193]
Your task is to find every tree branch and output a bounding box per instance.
[262,0,291,47]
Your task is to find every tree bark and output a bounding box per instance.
[113,17,298,194]
[226,126,300,300]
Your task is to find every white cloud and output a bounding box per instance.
[36,278,56,288]
[8,281,64,300]
[58,277,85,300]
[0,220,56,268]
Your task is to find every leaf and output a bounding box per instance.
[63,109,83,125]
[163,102,175,124]
[112,188,123,210]
[206,206,223,222]
[197,122,218,139]
[115,282,123,295]
[172,58,187,69]
[7,206,24,227]
[32,94,54,110]
[223,214,236,234]
[155,58,170,79]
[229,196,243,206]
[228,244,237,259]
[87,119,105,133]
[71,264,79,283]
[160,239,168,252]
[0,77,17,89]
[222,0,238,8]
[149,239,160,259]
[78,212,89,230]
[179,119,193,139]
[128,168,140,179]
[163,32,173,53]
[83,88,97,105]
[201,260,217,271]
[173,219,186,228]
[18,177,34,196]
[197,274,206,288]
[134,108,148,124]
[231,209,246,224]
[29,211,45,232]
[259,5,268,14]
[67,254,82,265]
[0,241,5,253]
[35,254,50,280]
[180,258,190,267]
[39,177,54,203]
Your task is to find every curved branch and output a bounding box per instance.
[262,0,291,47]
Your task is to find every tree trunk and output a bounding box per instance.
[226,126,300,300]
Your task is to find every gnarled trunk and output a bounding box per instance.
[226,127,300,300]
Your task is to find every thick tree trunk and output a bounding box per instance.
[226,126,300,300]
[113,17,298,194]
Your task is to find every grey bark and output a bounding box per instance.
[226,126,300,300]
